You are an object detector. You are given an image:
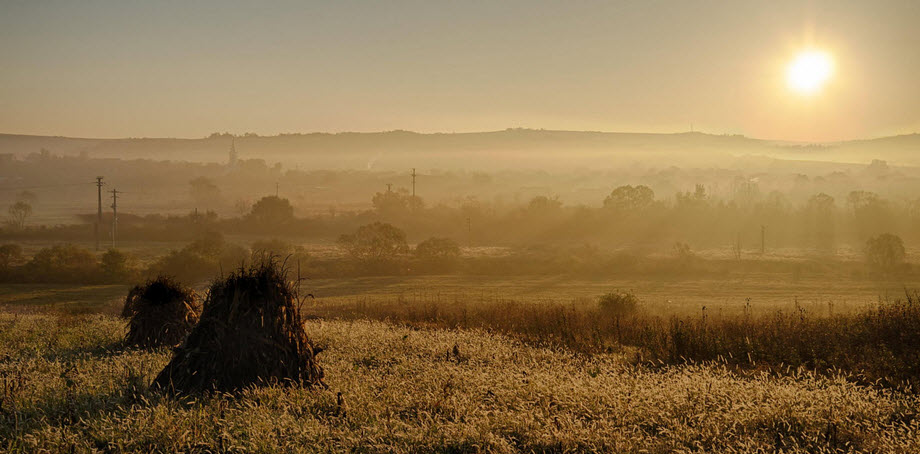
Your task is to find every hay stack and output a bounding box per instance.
[152,261,324,393]
[121,285,143,318]
[124,276,200,349]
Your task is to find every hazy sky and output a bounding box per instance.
[1,1,918,141]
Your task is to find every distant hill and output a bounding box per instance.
[1,129,918,169]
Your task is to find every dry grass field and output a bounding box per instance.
[2,313,919,453]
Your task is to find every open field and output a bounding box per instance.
[2,313,919,453]
[306,274,913,317]
[3,272,914,318]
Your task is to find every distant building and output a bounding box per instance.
[228,138,238,169]
[0,153,14,163]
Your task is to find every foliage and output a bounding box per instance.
[6,202,32,230]
[100,249,136,283]
[603,185,655,211]
[188,176,221,208]
[597,290,639,315]
[337,222,409,262]
[0,243,22,268]
[371,187,422,219]
[23,244,100,283]
[246,195,295,228]
[414,237,460,260]
[865,233,906,274]
[148,232,249,283]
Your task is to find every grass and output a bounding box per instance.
[0,283,129,315]
[312,289,920,391]
[2,313,919,452]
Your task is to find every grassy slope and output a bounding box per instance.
[1,314,918,453]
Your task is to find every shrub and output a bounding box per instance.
[337,222,409,262]
[414,237,460,260]
[0,243,22,269]
[865,233,905,274]
[24,244,100,283]
[597,290,639,315]
[100,249,137,283]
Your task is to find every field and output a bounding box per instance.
[2,273,911,318]
[1,273,919,452]
[2,313,919,453]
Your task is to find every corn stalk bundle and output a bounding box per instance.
[153,261,324,393]
[124,276,200,349]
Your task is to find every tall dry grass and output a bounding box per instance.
[313,290,920,390]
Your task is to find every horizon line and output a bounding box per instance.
[0,128,916,145]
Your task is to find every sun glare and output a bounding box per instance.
[786,50,834,95]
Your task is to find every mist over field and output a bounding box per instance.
[3,0,920,452]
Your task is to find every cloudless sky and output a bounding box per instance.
[1,0,918,141]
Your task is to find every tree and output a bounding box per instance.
[372,188,423,219]
[847,190,892,239]
[526,195,562,214]
[415,237,460,261]
[865,233,905,274]
[25,244,99,282]
[337,222,409,261]
[0,243,22,269]
[7,202,32,229]
[805,193,836,255]
[603,185,654,211]
[100,249,135,282]
[189,177,222,207]
[247,196,295,227]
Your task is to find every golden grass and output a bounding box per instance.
[1,313,918,452]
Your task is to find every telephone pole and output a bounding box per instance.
[761,225,765,254]
[275,182,279,197]
[410,168,417,197]
[95,176,104,251]
[110,189,120,249]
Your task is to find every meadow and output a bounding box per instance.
[2,313,920,453]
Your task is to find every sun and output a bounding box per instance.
[786,50,835,95]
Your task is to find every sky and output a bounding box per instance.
[1,0,918,142]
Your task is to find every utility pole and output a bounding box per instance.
[467,217,472,247]
[761,225,765,255]
[386,183,392,193]
[410,168,417,198]
[275,182,279,197]
[110,189,120,249]
[95,176,104,251]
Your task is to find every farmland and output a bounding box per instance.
[2,311,920,453]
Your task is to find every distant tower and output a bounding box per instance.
[228,138,238,168]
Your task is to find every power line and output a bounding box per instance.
[95,177,104,251]
[110,188,120,249]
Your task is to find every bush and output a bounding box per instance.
[23,244,100,283]
[0,243,22,269]
[337,222,409,262]
[415,237,460,259]
[148,232,248,283]
[100,249,137,283]
[597,290,639,315]
[865,233,905,275]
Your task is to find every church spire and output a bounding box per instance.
[228,137,238,168]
